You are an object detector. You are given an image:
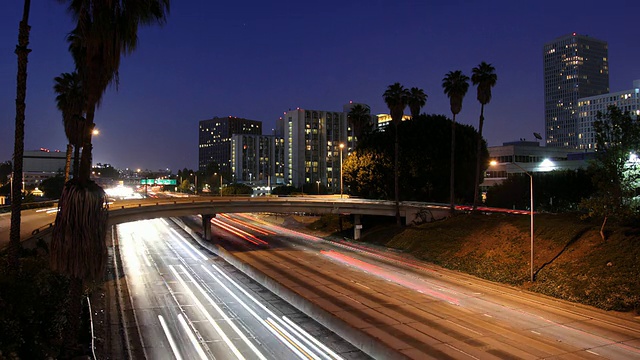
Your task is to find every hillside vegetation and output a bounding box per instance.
[290,212,640,313]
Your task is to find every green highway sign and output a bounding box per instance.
[140,178,177,185]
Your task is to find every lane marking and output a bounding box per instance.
[446,319,484,336]
[170,228,208,261]
[178,314,209,360]
[158,315,183,360]
[265,318,314,360]
[169,265,253,360]
[204,265,342,360]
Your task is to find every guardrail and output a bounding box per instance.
[0,200,58,214]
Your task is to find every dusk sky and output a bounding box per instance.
[2,1,639,172]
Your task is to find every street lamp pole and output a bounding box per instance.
[339,143,344,198]
[491,160,535,282]
[511,162,534,282]
[316,180,320,195]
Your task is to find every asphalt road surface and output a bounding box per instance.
[201,213,640,360]
[116,217,367,359]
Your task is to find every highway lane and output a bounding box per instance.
[0,206,58,248]
[206,213,640,359]
[116,218,366,359]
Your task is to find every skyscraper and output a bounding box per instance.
[543,33,609,148]
[283,105,363,193]
[198,116,262,176]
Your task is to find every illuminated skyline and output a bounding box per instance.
[2,1,639,171]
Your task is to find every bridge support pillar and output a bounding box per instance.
[353,214,362,240]
[202,214,215,241]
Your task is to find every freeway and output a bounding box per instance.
[197,213,640,359]
[0,205,58,247]
[115,217,366,359]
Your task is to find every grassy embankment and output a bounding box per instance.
[293,212,639,313]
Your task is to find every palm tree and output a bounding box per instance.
[54,71,86,181]
[471,62,497,211]
[8,0,31,270]
[407,87,427,119]
[383,83,410,226]
[442,70,470,213]
[51,0,170,351]
[347,103,372,141]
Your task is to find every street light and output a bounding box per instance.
[490,160,535,282]
[316,180,321,195]
[339,143,345,198]
[190,172,198,195]
[215,173,223,197]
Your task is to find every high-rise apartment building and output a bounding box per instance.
[230,134,285,185]
[577,79,640,150]
[198,116,262,176]
[543,33,609,148]
[283,106,360,192]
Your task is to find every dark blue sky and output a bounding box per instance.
[2,1,639,172]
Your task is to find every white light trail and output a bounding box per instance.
[158,315,183,360]
[264,318,312,360]
[282,316,342,360]
[168,265,247,360]
[178,314,209,360]
[205,264,344,360]
[170,228,209,260]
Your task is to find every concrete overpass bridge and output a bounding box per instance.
[108,196,452,240]
[1,196,452,250]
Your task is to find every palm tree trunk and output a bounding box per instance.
[8,0,31,270]
[449,114,456,213]
[72,144,80,179]
[472,105,485,211]
[79,106,96,181]
[64,143,72,182]
[394,122,401,226]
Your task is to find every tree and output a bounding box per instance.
[93,164,119,179]
[347,104,372,141]
[407,87,427,119]
[54,71,86,181]
[343,149,393,200]
[51,0,170,352]
[471,62,497,211]
[383,83,410,226]
[348,114,486,203]
[271,185,297,196]
[442,70,470,213]
[0,161,12,185]
[222,183,253,195]
[8,0,32,270]
[64,1,170,181]
[579,105,640,240]
[41,175,66,199]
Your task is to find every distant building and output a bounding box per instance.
[23,148,66,173]
[21,148,66,187]
[198,116,262,176]
[282,106,356,192]
[482,140,588,188]
[231,134,284,185]
[375,113,411,131]
[577,79,640,150]
[543,33,609,149]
